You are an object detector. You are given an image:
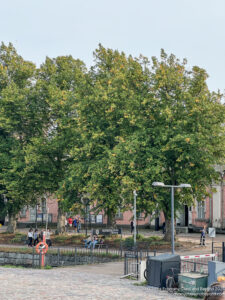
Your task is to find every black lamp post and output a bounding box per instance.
[82,198,89,236]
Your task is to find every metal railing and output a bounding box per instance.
[212,241,225,262]
[124,250,157,279]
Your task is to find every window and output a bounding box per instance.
[96,215,103,224]
[30,207,36,222]
[41,199,46,213]
[90,214,96,223]
[20,207,27,218]
[197,201,205,219]
[137,212,144,220]
[115,208,123,220]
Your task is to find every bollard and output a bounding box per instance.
[32,247,35,268]
[74,247,77,265]
[57,248,60,266]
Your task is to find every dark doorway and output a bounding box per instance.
[185,205,188,226]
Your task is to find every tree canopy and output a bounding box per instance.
[0,42,224,234]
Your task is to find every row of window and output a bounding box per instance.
[20,202,205,222]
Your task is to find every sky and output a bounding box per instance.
[0,0,225,93]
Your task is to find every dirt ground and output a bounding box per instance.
[0,225,223,254]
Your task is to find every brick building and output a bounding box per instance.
[15,167,225,231]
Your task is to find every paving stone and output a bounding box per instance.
[0,265,197,300]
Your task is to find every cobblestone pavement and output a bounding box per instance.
[0,263,195,300]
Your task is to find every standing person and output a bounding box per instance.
[27,228,33,247]
[130,221,134,234]
[73,217,77,232]
[68,216,73,229]
[77,217,81,233]
[39,228,44,241]
[200,225,207,246]
[33,229,39,246]
[46,228,52,247]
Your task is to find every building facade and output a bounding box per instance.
[16,168,225,230]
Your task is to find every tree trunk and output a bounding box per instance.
[163,218,176,242]
[7,214,17,233]
[57,206,66,234]
[107,211,116,228]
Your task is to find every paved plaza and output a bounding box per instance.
[0,262,195,300]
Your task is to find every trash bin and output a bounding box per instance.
[146,253,180,288]
[178,272,208,296]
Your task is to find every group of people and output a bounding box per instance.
[66,216,81,232]
[27,228,52,247]
[84,235,104,249]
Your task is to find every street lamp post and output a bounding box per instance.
[82,197,89,236]
[133,190,137,248]
[152,182,191,254]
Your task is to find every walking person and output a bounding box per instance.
[73,217,77,232]
[200,225,207,246]
[162,222,166,234]
[27,228,33,247]
[33,229,39,246]
[130,221,134,234]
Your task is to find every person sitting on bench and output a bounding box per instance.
[84,235,92,248]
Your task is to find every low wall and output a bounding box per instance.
[46,253,116,267]
[0,251,118,268]
[0,252,39,267]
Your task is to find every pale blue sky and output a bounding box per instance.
[0,0,225,92]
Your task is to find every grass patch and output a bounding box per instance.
[1,264,25,269]
[133,281,148,286]
[52,233,86,245]
[44,265,52,269]
[0,246,33,254]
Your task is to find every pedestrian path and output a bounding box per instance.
[0,263,195,300]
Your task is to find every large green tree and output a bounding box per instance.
[109,50,225,239]
[59,45,155,226]
[24,55,87,233]
[61,47,225,239]
[0,42,41,232]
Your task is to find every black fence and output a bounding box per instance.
[45,247,120,267]
[124,250,157,279]
[0,245,122,268]
[58,242,152,258]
